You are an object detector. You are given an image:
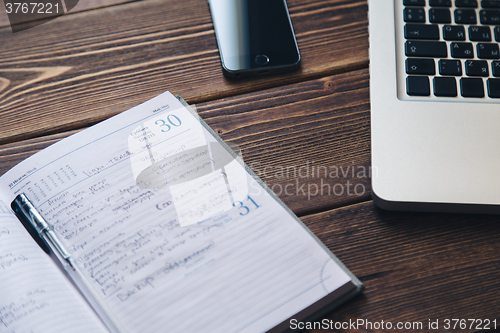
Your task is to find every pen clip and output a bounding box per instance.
[11,193,51,254]
[11,194,125,332]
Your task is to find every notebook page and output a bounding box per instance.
[0,92,354,332]
[0,200,108,333]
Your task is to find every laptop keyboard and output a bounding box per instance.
[403,0,500,98]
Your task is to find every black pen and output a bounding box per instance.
[11,193,126,333]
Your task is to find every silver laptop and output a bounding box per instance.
[368,0,500,213]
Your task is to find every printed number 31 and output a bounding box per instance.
[232,196,260,216]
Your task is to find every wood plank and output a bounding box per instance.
[0,130,80,177]
[198,69,371,215]
[0,0,138,28]
[302,201,500,332]
[0,69,371,215]
[0,0,368,144]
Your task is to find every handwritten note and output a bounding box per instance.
[0,92,354,333]
[0,205,107,332]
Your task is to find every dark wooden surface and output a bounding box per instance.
[0,0,498,332]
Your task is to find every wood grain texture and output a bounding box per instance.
[2,0,498,330]
[0,69,371,215]
[198,69,371,215]
[0,130,79,176]
[302,201,500,332]
[0,0,138,28]
[0,0,368,144]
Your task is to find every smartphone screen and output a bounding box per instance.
[209,0,300,76]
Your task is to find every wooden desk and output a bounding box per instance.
[0,0,498,331]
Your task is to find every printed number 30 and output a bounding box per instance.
[155,114,182,133]
[232,196,260,216]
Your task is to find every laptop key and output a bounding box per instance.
[479,10,500,25]
[429,0,451,6]
[477,43,500,59]
[492,61,500,76]
[466,60,489,76]
[487,78,500,98]
[430,8,451,23]
[482,1,500,8]
[404,0,425,5]
[406,58,435,75]
[455,9,477,24]
[460,78,485,97]
[450,42,474,58]
[494,26,500,42]
[443,25,466,40]
[404,8,426,22]
[469,26,491,41]
[439,59,462,75]
[434,77,457,97]
[407,76,430,96]
[406,41,448,57]
[455,0,478,7]
[405,24,440,40]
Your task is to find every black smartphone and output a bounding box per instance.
[208,0,301,78]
